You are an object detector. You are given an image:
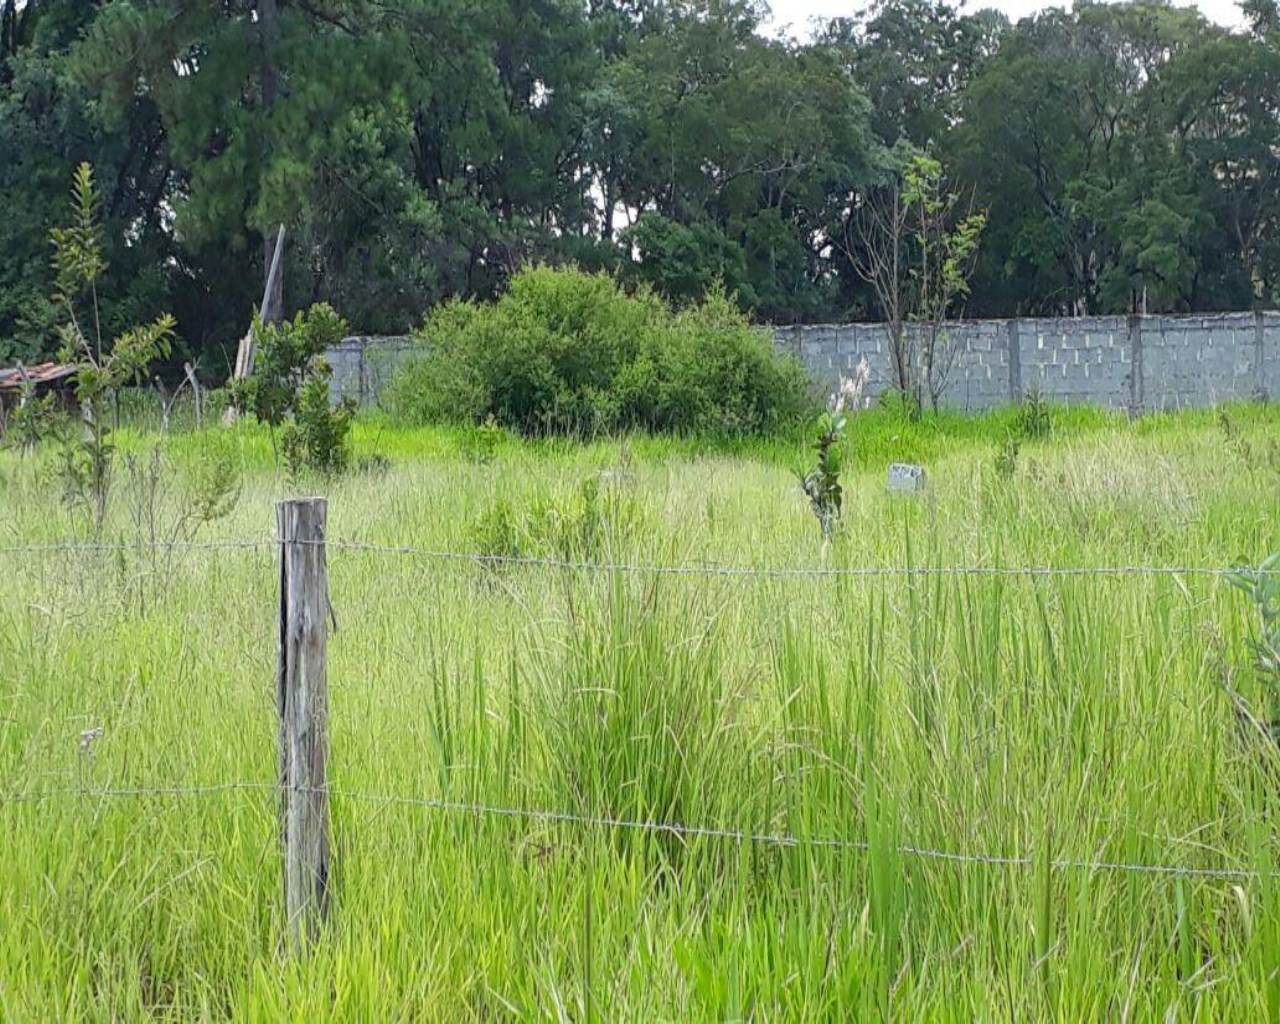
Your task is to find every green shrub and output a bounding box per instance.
[384,266,813,436]
[230,303,347,430]
[281,369,355,478]
[231,303,353,475]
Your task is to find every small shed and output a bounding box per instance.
[0,363,80,433]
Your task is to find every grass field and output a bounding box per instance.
[1,402,1279,1019]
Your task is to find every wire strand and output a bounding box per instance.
[0,782,1267,881]
[323,540,1260,579]
[1,537,1266,580]
[0,540,273,555]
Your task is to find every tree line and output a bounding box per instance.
[2,0,1277,371]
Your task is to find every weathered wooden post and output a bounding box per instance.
[277,497,330,949]
[183,362,203,430]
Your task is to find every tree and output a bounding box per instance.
[0,1,175,365]
[3,0,1275,361]
[846,154,985,413]
[952,1,1277,315]
[820,0,1007,150]
[1159,14,1280,307]
[230,304,346,435]
[230,302,354,473]
[601,1,883,321]
[75,0,391,352]
[620,214,752,308]
[52,162,175,533]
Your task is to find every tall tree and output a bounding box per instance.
[0,0,173,364]
[76,0,390,357]
[821,0,1007,150]
[2,0,1276,366]
[602,0,883,321]
[953,1,1279,315]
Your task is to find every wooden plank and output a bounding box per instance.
[227,223,286,415]
[277,497,331,949]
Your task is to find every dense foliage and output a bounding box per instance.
[384,266,812,435]
[229,302,355,473]
[1,0,1278,371]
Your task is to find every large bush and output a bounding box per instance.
[383,267,813,435]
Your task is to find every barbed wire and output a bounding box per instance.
[323,540,1263,579]
[1,781,1269,881]
[0,782,271,803]
[0,536,1269,580]
[0,539,273,555]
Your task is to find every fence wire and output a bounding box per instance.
[0,781,1270,882]
[0,539,274,555]
[1,536,1275,884]
[0,537,1270,580]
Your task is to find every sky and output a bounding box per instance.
[765,0,1250,37]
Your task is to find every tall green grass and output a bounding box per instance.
[1,404,1278,1018]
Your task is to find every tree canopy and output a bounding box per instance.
[1,0,1277,370]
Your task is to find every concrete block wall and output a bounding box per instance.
[948,319,1012,412]
[1139,313,1263,410]
[775,311,1277,412]
[326,335,414,407]
[331,311,1278,412]
[774,323,896,393]
[1264,312,1280,401]
[1018,316,1132,407]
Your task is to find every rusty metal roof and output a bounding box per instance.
[0,362,78,391]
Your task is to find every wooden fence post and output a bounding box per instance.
[277,497,331,949]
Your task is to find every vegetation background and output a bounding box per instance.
[3,0,1278,374]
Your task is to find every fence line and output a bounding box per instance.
[0,781,1269,882]
[0,539,274,555]
[321,540,1263,579]
[4,514,1277,935]
[0,783,270,804]
[0,537,1271,580]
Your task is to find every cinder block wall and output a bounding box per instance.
[332,311,1278,412]
[775,311,1277,412]
[326,335,414,408]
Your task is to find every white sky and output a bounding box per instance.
[765,0,1250,37]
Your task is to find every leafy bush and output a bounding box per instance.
[281,372,355,478]
[384,266,813,436]
[231,303,354,475]
[230,304,346,429]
